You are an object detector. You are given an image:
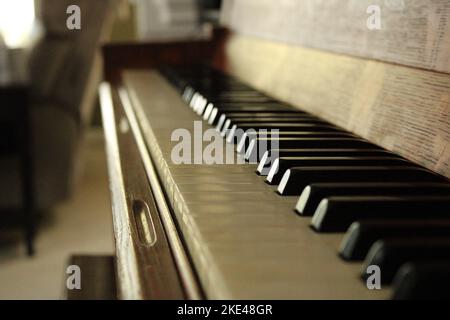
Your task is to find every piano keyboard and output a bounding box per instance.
[121,67,450,299]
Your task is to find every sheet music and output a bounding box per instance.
[221,0,450,74]
[133,0,201,40]
[364,67,450,178]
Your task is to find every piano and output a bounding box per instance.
[99,1,450,300]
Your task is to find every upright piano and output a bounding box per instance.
[99,1,450,299]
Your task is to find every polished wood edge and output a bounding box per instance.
[119,87,203,300]
[113,87,185,299]
[99,83,143,299]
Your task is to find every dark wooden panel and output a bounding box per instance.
[110,88,185,299]
[67,255,117,300]
[102,28,228,84]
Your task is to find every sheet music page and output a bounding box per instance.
[221,0,450,74]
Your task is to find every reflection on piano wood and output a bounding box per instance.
[100,0,450,299]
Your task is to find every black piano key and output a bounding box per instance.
[244,138,377,161]
[340,218,450,261]
[205,92,269,99]
[297,182,450,216]
[225,115,317,121]
[208,106,298,125]
[236,128,348,153]
[265,157,409,184]
[213,104,295,113]
[213,102,295,110]
[225,117,325,127]
[311,196,450,232]
[218,112,308,118]
[231,131,353,147]
[392,262,450,300]
[256,149,396,173]
[235,122,340,131]
[212,107,298,119]
[214,112,309,128]
[277,166,444,196]
[202,90,271,97]
[362,238,450,284]
[221,119,332,137]
[226,122,340,142]
[223,118,328,137]
[204,96,276,104]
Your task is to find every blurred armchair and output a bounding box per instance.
[0,0,114,210]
